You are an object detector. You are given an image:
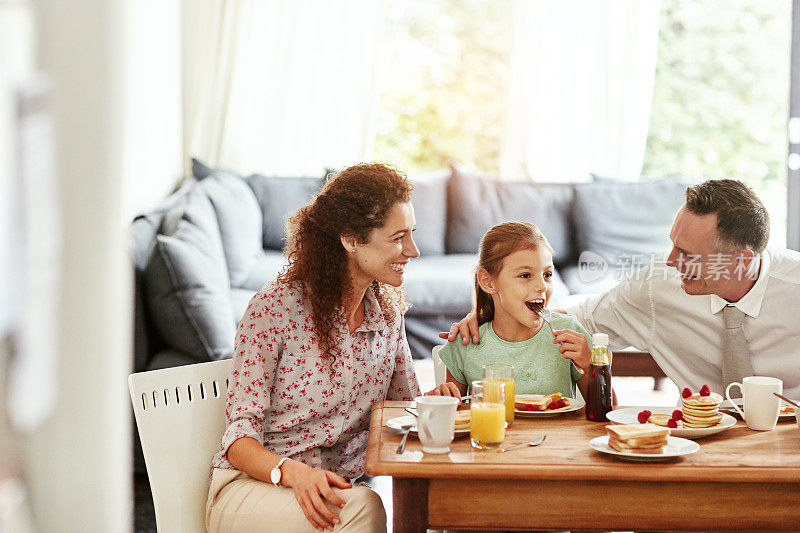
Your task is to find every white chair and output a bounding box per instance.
[432,344,446,386]
[129,359,231,532]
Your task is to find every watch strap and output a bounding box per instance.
[272,457,289,485]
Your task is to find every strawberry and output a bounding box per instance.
[700,384,711,396]
[637,410,652,423]
[682,387,693,398]
[672,410,683,421]
[667,418,678,428]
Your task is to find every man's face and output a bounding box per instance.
[665,206,750,298]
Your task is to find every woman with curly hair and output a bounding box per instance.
[206,163,422,532]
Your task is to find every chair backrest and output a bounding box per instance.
[129,359,231,532]
[432,344,446,386]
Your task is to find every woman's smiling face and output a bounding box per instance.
[347,201,420,288]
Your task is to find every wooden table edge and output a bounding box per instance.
[365,401,800,483]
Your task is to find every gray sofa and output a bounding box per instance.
[131,161,693,373]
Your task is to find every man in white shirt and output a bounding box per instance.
[443,179,800,398]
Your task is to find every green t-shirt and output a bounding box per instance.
[438,313,591,398]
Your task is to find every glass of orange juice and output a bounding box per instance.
[483,363,515,424]
[470,379,506,449]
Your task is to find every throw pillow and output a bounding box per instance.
[573,180,695,268]
[144,186,235,362]
[445,165,575,265]
[409,169,448,256]
[198,171,266,288]
[246,173,325,250]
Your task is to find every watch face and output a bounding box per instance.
[270,466,281,485]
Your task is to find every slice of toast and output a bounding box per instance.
[606,423,670,441]
[514,396,552,411]
[608,439,665,454]
[608,436,667,450]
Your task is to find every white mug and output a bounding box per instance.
[414,396,458,454]
[725,376,783,431]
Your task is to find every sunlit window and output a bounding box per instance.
[374,0,791,245]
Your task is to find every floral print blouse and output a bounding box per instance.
[211,281,421,481]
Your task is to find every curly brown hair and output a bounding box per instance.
[277,163,413,358]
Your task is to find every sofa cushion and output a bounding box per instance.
[445,166,574,265]
[144,186,235,362]
[246,174,325,250]
[409,169,449,256]
[573,180,692,268]
[198,171,267,288]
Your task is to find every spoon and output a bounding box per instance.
[533,306,584,376]
[498,434,546,452]
[396,424,414,454]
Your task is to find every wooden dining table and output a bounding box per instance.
[365,401,800,532]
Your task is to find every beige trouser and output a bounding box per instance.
[206,468,387,533]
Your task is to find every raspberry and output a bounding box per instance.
[682,387,693,398]
[667,418,678,428]
[637,410,652,423]
[700,384,711,396]
[672,410,683,421]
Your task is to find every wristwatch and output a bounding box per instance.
[270,457,289,486]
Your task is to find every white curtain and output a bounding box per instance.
[183,0,386,176]
[501,0,662,181]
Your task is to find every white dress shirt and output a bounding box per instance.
[568,248,800,399]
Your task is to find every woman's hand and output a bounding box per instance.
[552,329,592,371]
[424,382,463,399]
[281,459,352,531]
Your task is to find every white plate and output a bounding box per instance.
[719,399,796,421]
[589,435,700,462]
[607,406,737,439]
[386,415,470,437]
[514,394,585,418]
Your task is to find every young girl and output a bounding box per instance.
[429,222,592,400]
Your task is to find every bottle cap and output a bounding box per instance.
[592,333,609,346]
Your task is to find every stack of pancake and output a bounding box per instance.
[681,392,723,428]
[454,410,470,431]
[606,424,669,454]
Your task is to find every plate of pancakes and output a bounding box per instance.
[590,424,700,462]
[608,389,736,439]
[514,393,585,418]
[386,410,472,437]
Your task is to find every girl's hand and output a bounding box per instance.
[424,383,463,400]
[552,329,592,371]
[281,459,351,531]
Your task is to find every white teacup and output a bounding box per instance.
[725,376,783,431]
[414,396,459,454]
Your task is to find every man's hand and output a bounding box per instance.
[281,460,351,531]
[552,329,592,371]
[424,382,463,399]
[438,312,481,345]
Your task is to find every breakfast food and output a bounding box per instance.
[646,413,672,427]
[779,404,795,416]
[606,424,670,454]
[514,392,571,412]
[454,410,471,431]
[681,386,723,428]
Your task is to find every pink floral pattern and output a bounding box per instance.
[211,281,420,480]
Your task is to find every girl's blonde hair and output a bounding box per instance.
[475,222,554,325]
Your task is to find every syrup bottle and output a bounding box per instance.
[585,332,612,421]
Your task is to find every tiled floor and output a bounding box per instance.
[134,359,678,532]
